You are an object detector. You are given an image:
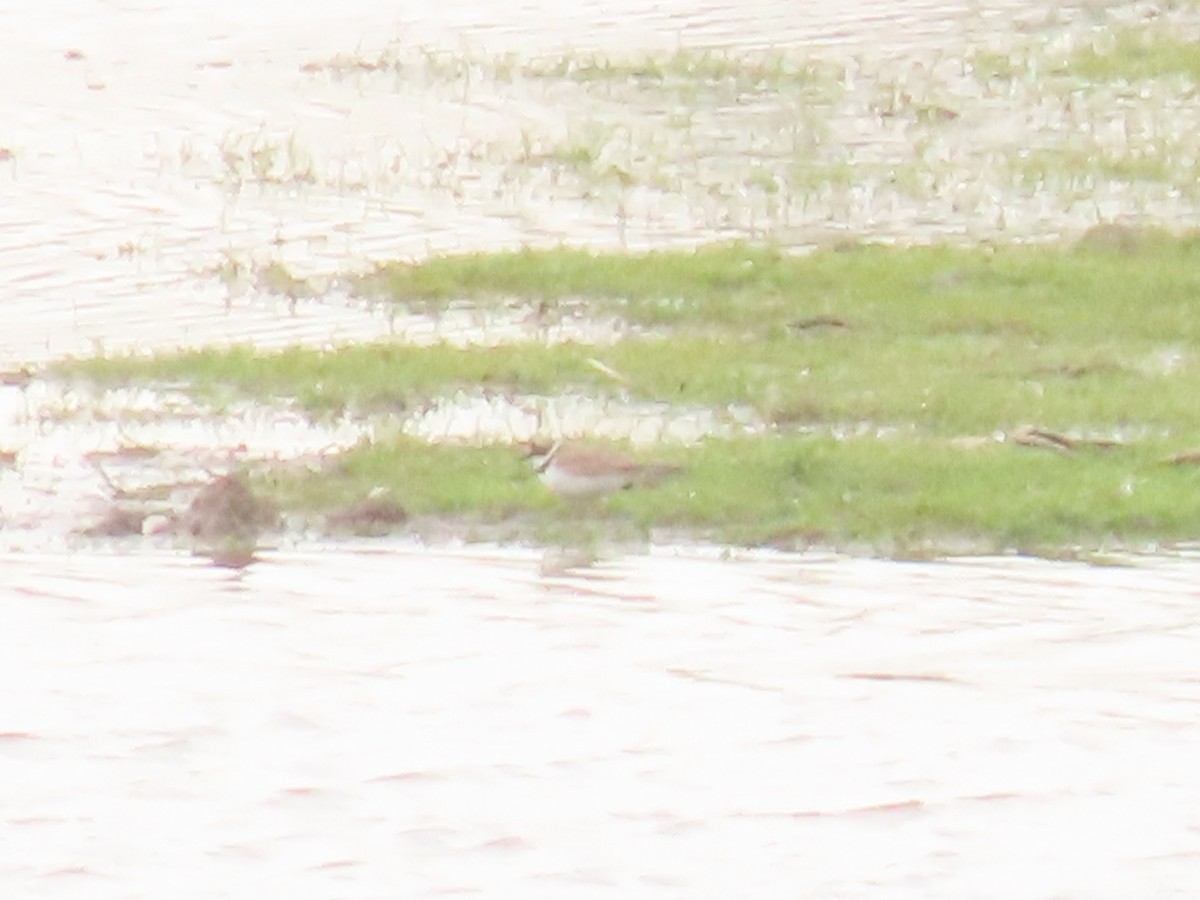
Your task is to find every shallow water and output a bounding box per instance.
[0,0,1123,367]
[5,2,1200,894]
[3,544,1200,898]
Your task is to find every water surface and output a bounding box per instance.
[4,3,1200,895]
[3,544,1199,898]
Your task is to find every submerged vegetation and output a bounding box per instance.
[204,11,1200,251]
[57,233,1200,555]
[1067,27,1200,83]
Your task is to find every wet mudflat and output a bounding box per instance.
[3,544,1200,899]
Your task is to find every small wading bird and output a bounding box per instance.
[524,439,679,497]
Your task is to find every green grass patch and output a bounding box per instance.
[61,236,1200,437]
[351,243,798,324]
[1012,147,1175,187]
[651,436,1200,552]
[61,343,605,414]
[354,237,1200,336]
[54,234,1200,553]
[969,49,1026,83]
[528,48,829,93]
[254,432,1200,554]
[1069,28,1200,82]
[58,324,1200,438]
[676,434,1200,554]
[262,437,547,519]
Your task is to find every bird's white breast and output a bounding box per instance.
[538,465,632,496]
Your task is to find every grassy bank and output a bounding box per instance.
[56,233,1200,554]
[255,431,1200,555]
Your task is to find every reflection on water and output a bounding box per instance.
[2,543,1199,897]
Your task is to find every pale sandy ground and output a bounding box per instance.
[3,2,1200,897]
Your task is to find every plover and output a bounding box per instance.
[524,439,678,497]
